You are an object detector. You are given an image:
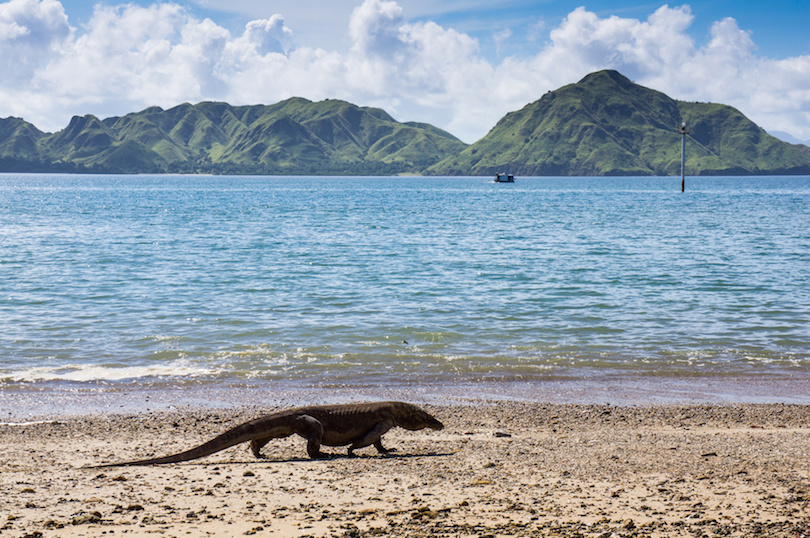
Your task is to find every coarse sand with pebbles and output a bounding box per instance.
[2,402,810,537]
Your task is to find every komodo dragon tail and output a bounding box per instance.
[90,413,292,468]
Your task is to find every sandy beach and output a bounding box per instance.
[2,402,810,537]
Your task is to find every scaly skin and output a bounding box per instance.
[92,401,443,467]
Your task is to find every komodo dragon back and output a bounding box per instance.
[91,401,443,467]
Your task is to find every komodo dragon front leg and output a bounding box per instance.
[348,418,394,456]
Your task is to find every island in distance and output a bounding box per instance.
[2,70,809,176]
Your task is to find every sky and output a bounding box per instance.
[1,0,809,144]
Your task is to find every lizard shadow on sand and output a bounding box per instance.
[171,451,457,466]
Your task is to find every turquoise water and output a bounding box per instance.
[1,174,808,390]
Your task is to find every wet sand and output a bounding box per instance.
[4,374,810,421]
[2,402,810,537]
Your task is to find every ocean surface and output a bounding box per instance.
[1,174,809,412]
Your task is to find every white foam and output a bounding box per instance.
[5,362,217,382]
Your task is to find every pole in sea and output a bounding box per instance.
[679,122,689,192]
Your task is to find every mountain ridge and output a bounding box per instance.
[2,71,809,176]
[427,70,810,176]
[0,98,466,175]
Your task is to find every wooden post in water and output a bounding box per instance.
[679,122,688,192]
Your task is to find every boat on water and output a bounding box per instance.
[494,173,515,183]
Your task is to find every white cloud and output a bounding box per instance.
[238,15,293,55]
[0,0,70,80]
[349,0,404,57]
[0,0,809,143]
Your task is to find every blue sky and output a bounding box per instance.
[60,0,810,59]
[3,0,810,142]
[424,0,810,60]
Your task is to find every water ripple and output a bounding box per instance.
[1,174,808,384]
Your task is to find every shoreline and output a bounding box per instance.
[2,402,809,537]
[3,373,810,421]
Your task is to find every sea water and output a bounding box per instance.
[1,174,808,407]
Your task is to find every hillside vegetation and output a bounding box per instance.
[0,99,466,175]
[428,70,810,176]
[2,71,809,176]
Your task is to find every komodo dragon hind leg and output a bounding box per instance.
[250,437,271,458]
[294,415,329,459]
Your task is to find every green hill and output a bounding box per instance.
[0,99,466,174]
[2,73,809,175]
[427,70,810,176]
[0,117,44,160]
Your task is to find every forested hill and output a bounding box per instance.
[0,99,467,175]
[427,70,810,176]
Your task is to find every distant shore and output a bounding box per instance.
[2,401,809,537]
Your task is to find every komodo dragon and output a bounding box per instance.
[93,401,443,467]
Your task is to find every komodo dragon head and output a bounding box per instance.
[394,403,444,431]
